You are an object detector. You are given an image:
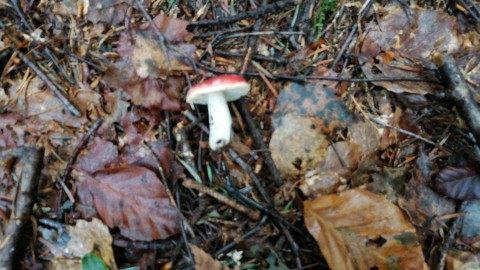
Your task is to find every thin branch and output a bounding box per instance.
[134,0,171,68]
[16,51,82,117]
[60,118,103,183]
[182,179,261,221]
[187,0,297,31]
[368,115,449,152]
[237,98,283,187]
[438,55,480,144]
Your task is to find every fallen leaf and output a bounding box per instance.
[75,166,181,241]
[0,113,24,148]
[119,140,184,186]
[304,188,427,270]
[359,4,465,94]
[102,14,196,112]
[87,0,151,25]
[398,150,455,231]
[75,137,119,173]
[434,166,480,201]
[299,141,358,197]
[44,218,117,270]
[189,244,237,270]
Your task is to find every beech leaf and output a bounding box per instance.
[304,189,426,270]
[76,166,181,241]
[434,166,480,201]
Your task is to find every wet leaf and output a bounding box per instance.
[87,0,148,25]
[304,189,426,270]
[103,14,196,112]
[359,4,465,94]
[119,140,184,186]
[75,137,119,173]
[75,166,181,241]
[398,159,454,231]
[434,166,480,201]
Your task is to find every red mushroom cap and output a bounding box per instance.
[186,75,250,105]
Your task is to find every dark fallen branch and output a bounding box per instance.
[58,118,103,205]
[0,146,44,270]
[16,51,81,117]
[214,50,289,64]
[237,98,283,187]
[438,56,480,144]
[60,118,103,183]
[195,62,443,84]
[186,0,297,31]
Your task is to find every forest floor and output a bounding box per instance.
[0,0,480,269]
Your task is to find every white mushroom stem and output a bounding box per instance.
[207,91,232,150]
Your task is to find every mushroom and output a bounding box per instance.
[186,75,250,150]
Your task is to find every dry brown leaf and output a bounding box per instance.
[189,244,238,270]
[75,166,181,241]
[304,189,427,270]
[299,141,359,197]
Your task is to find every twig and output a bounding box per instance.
[435,201,466,270]
[331,0,375,69]
[368,115,448,151]
[214,215,268,256]
[60,118,103,183]
[0,146,44,269]
[134,0,171,68]
[227,148,272,207]
[16,51,81,117]
[459,0,480,23]
[182,179,261,221]
[58,118,103,205]
[223,180,306,236]
[195,62,443,84]
[438,56,480,144]
[186,0,297,31]
[10,0,75,85]
[214,50,289,64]
[279,222,302,270]
[237,98,283,186]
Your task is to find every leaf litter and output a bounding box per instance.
[0,0,480,269]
